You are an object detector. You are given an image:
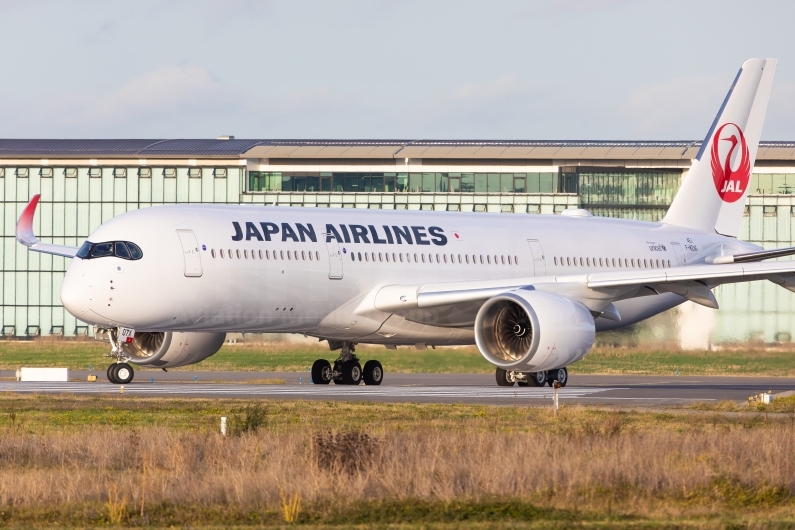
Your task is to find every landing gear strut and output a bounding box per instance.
[101,327,136,385]
[311,342,384,386]
[495,367,567,388]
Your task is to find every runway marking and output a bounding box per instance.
[0,382,621,400]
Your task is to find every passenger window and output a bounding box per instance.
[351,253,355,261]
[244,250,249,259]
[316,251,320,260]
[393,253,397,262]
[400,253,404,262]
[668,259,672,267]
[259,250,263,259]
[220,249,225,258]
[514,256,518,265]
[508,256,513,265]
[211,249,216,258]
[358,252,362,261]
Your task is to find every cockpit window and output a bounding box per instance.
[90,243,114,257]
[114,242,131,259]
[77,241,143,261]
[127,242,143,259]
[76,241,92,259]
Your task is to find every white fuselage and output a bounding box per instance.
[60,205,760,345]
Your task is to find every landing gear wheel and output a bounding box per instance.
[362,360,383,386]
[311,359,333,385]
[495,368,515,387]
[529,371,547,387]
[107,364,118,384]
[546,367,568,387]
[115,363,134,384]
[517,376,530,387]
[340,360,363,385]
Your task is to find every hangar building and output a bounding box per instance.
[2,138,795,346]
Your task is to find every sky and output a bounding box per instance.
[1,0,794,141]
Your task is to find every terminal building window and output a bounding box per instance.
[248,171,558,193]
[573,167,682,207]
[749,173,795,194]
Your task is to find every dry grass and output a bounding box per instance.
[0,398,795,526]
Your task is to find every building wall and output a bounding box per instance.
[2,161,795,347]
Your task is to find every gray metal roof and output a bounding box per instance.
[0,138,794,159]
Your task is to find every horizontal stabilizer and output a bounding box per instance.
[711,245,795,264]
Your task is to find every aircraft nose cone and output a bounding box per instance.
[60,270,90,318]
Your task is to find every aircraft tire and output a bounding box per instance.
[547,367,568,388]
[311,359,333,385]
[495,368,515,387]
[528,371,547,387]
[107,364,118,384]
[341,360,362,385]
[362,360,383,386]
[115,363,134,384]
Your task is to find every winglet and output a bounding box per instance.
[16,194,41,247]
[16,195,79,258]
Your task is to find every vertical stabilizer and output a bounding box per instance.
[663,59,776,236]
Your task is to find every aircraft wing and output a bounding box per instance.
[16,195,79,258]
[368,258,795,323]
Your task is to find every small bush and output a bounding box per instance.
[313,430,380,474]
[229,403,268,436]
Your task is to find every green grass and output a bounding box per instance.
[2,339,795,376]
[576,347,795,376]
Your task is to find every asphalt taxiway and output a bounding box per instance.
[1,370,792,406]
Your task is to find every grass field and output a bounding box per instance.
[2,338,795,376]
[1,394,795,527]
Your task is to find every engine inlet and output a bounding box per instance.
[121,332,165,359]
[482,300,534,362]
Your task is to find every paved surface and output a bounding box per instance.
[1,369,793,406]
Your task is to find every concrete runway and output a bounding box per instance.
[1,369,793,406]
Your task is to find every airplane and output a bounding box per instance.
[17,58,795,387]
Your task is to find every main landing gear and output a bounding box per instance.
[311,342,384,385]
[495,367,568,388]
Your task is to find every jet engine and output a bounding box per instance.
[474,290,594,372]
[120,332,226,369]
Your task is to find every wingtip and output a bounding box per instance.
[16,195,42,247]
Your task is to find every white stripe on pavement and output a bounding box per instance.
[0,382,620,400]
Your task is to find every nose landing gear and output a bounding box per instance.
[311,342,384,386]
[107,362,134,384]
[99,326,136,385]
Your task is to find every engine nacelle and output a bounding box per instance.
[120,332,226,369]
[474,290,594,372]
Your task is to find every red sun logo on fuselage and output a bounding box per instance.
[711,122,750,203]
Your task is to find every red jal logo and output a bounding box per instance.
[711,122,750,203]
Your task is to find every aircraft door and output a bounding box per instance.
[671,242,687,266]
[176,230,203,277]
[526,240,546,276]
[324,237,343,279]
